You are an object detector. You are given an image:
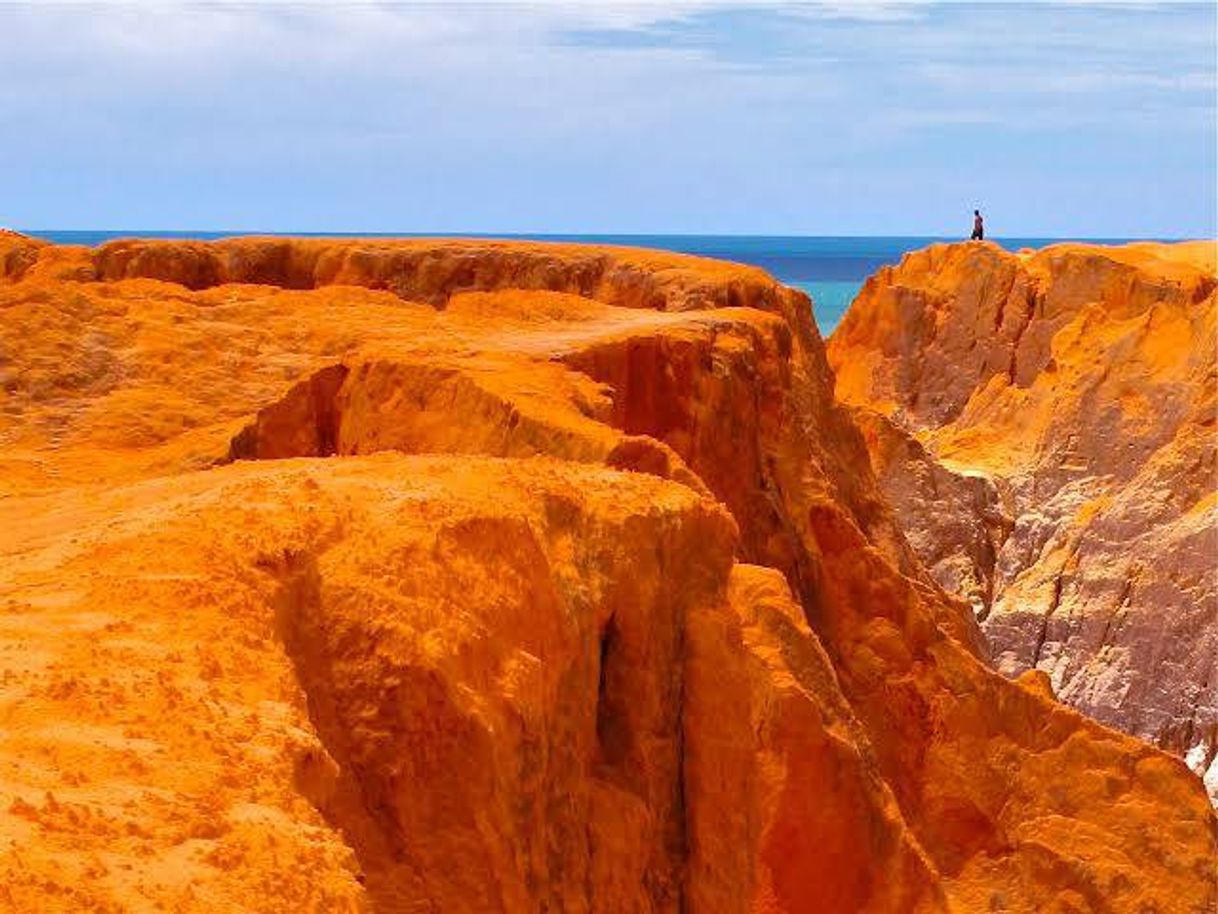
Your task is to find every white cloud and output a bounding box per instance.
[0,0,1211,234]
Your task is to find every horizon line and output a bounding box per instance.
[18,228,1197,243]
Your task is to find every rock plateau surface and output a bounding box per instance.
[0,234,1214,912]
[828,239,1218,802]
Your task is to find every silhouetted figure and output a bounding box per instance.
[971,209,984,240]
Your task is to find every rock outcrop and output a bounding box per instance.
[828,239,1218,801]
[0,235,1214,912]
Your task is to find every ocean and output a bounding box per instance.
[24,231,1140,333]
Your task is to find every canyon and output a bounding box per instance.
[0,233,1214,912]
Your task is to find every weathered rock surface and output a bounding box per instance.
[828,239,1218,800]
[0,235,1214,912]
[846,405,1012,617]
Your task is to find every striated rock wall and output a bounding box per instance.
[845,405,1012,616]
[0,235,1214,912]
[828,239,1218,800]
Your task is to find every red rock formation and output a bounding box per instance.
[0,236,1214,912]
[829,239,1218,801]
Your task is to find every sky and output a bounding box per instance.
[1,1,1214,237]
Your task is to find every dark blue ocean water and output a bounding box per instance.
[25,231,1139,332]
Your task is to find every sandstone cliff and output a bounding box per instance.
[0,235,1214,912]
[828,239,1218,802]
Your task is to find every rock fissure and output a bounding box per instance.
[1031,569,1066,669]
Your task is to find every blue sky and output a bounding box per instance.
[2,1,1214,237]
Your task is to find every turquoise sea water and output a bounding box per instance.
[25,231,1143,333]
[789,281,862,331]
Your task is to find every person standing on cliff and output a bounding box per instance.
[971,209,984,240]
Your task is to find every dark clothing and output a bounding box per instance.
[971,216,984,240]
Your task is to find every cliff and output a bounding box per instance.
[0,235,1214,912]
[828,239,1218,802]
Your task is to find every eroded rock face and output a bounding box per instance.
[828,239,1218,801]
[0,235,1214,912]
[846,406,1013,617]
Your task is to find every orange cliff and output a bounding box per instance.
[0,232,1214,912]
[828,239,1218,802]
